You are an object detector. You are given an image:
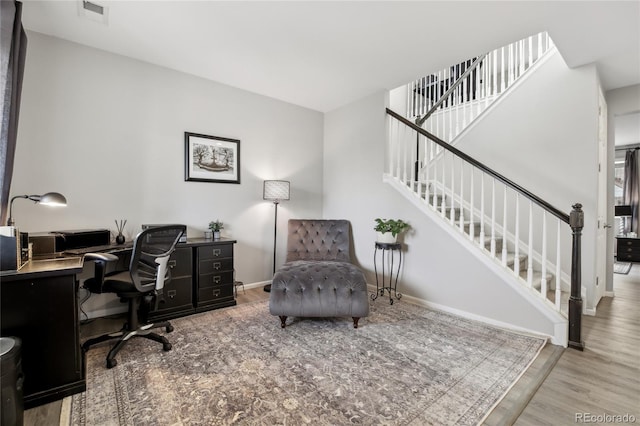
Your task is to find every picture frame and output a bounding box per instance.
[185,132,240,184]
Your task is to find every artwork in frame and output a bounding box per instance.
[185,132,240,184]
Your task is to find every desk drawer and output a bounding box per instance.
[198,271,233,288]
[197,284,234,304]
[157,276,192,309]
[168,247,192,277]
[199,258,233,275]
[197,244,233,260]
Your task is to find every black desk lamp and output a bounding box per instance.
[7,192,67,226]
[263,180,290,292]
[615,204,633,236]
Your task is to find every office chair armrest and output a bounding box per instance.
[83,252,119,294]
[84,253,119,263]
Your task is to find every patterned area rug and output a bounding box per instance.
[68,300,545,425]
[614,262,632,274]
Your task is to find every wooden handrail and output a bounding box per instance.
[387,108,570,224]
[416,54,487,127]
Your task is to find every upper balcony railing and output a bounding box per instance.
[408,32,554,143]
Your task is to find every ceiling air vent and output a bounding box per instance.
[77,0,109,25]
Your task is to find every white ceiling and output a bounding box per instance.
[20,1,640,113]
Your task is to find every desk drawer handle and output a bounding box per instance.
[212,288,220,297]
[213,276,221,284]
[167,290,176,299]
[213,262,222,270]
[213,249,221,257]
[168,260,177,269]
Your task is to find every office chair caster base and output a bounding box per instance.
[163,342,172,351]
[166,325,174,333]
[107,358,117,369]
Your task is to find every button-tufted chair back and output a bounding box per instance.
[285,219,352,263]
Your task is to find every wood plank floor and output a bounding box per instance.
[24,268,640,425]
[515,263,640,425]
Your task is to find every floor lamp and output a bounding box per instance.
[263,180,290,292]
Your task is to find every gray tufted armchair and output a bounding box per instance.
[269,219,369,328]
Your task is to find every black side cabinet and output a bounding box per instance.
[195,241,236,312]
[1,272,85,408]
[617,237,640,262]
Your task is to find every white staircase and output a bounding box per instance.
[385,32,586,347]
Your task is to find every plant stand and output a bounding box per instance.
[371,242,402,305]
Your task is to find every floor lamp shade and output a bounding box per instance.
[263,180,290,202]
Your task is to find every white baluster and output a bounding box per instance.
[410,130,416,190]
[541,212,548,298]
[491,180,496,257]
[502,186,508,266]
[555,219,562,311]
[431,142,438,208]
[459,161,465,232]
[455,84,460,135]
[462,75,468,128]
[450,155,455,224]
[479,172,485,249]
[501,47,506,92]
[514,194,520,276]
[519,39,525,77]
[509,43,514,86]
[527,201,534,287]
[537,32,543,60]
[401,123,408,183]
[390,117,397,177]
[441,151,446,217]
[469,168,475,240]
[528,36,533,70]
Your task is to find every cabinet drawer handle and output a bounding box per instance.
[212,288,220,297]
[213,275,221,284]
[213,249,221,257]
[168,260,177,268]
[213,262,221,270]
[167,290,176,299]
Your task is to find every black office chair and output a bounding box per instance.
[82,224,186,368]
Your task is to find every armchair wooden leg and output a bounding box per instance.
[352,317,360,328]
[279,316,287,328]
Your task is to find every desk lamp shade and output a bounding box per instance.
[263,180,290,202]
[615,205,633,217]
[7,192,67,226]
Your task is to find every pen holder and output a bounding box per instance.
[115,233,125,245]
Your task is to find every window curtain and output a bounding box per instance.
[623,149,639,234]
[0,0,27,226]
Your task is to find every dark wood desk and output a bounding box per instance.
[0,237,237,409]
[0,257,85,409]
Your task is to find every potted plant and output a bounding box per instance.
[209,220,224,240]
[374,218,409,244]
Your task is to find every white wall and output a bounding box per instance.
[323,91,564,340]
[13,32,324,310]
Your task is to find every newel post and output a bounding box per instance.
[568,203,585,350]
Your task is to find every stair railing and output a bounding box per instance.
[409,32,554,145]
[386,107,584,349]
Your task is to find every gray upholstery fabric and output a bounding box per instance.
[285,219,352,263]
[270,219,369,325]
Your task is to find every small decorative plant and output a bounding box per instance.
[208,220,224,232]
[374,218,409,237]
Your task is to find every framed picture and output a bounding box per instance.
[185,132,240,184]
